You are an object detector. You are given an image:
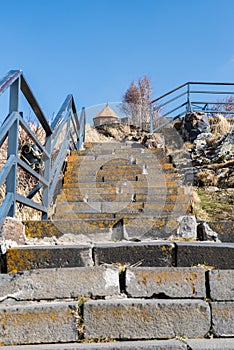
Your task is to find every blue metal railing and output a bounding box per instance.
[150,82,234,133]
[0,70,85,227]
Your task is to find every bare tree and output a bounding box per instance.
[212,95,234,117]
[138,76,152,124]
[122,76,153,128]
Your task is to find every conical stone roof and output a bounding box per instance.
[93,103,120,119]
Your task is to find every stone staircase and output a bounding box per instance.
[0,141,233,349]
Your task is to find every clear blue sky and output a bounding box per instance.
[1,0,234,122]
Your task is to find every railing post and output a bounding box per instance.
[78,107,86,149]
[9,78,20,114]
[5,77,20,217]
[6,117,19,217]
[42,134,51,220]
[187,83,192,113]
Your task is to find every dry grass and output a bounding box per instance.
[212,114,231,136]
[195,170,218,187]
[193,187,234,222]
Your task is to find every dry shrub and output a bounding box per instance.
[195,170,218,187]
[213,114,230,136]
[183,141,194,150]
[207,134,221,146]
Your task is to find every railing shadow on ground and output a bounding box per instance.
[0,70,85,227]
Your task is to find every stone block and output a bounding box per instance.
[176,242,234,269]
[0,266,119,302]
[176,216,197,239]
[209,270,234,301]
[0,301,78,346]
[126,267,206,298]
[211,302,234,337]
[84,299,210,339]
[24,219,118,237]
[208,221,234,243]
[6,245,92,273]
[0,340,187,349]
[93,241,175,267]
[23,220,64,239]
[123,216,179,240]
[186,338,234,349]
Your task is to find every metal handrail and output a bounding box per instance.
[150,82,234,133]
[0,70,85,227]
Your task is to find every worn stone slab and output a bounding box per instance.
[62,186,184,196]
[93,241,175,267]
[54,202,102,213]
[123,217,179,240]
[84,299,210,339]
[6,245,92,273]
[126,267,206,298]
[186,338,234,349]
[0,266,119,302]
[176,216,197,239]
[208,221,234,243]
[0,340,187,349]
[209,270,234,301]
[176,242,234,269]
[0,301,78,346]
[211,302,234,337]
[55,212,115,219]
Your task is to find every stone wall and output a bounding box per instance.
[0,241,233,348]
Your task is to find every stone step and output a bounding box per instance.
[1,338,234,349]
[24,216,180,240]
[0,339,188,349]
[70,146,165,154]
[80,142,148,149]
[0,265,120,300]
[6,241,234,272]
[63,175,177,184]
[66,158,175,172]
[54,212,116,219]
[0,299,211,345]
[64,171,177,182]
[67,162,175,171]
[63,181,179,190]
[51,211,180,220]
[6,241,176,273]
[65,168,176,178]
[83,299,211,340]
[56,192,190,203]
[67,153,168,163]
[61,186,186,196]
[68,151,166,163]
[204,221,234,243]
[0,301,78,346]
[54,201,191,215]
[5,300,231,347]
[0,266,209,301]
[63,177,179,186]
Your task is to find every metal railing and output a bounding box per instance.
[150,82,234,133]
[0,70,85,227]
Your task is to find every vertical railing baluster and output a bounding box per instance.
[9,77,20,114]
[187,83,192,113]
[42,134,52,220]
[6,77,20,216]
